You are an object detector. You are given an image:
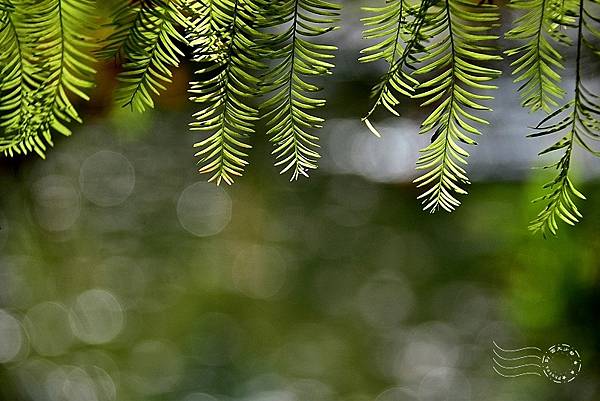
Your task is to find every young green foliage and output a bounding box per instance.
[359,0,413,134]
[101,0,189,112]
[188,0,265,185]
[359,0,432,136]
[97,0,141,61]
[505,0,576,113]
[0,0,600,234]
[260,0,340,180]
[529,0,600,235]
[412,0,501,212]
[0,0,97,158]
[0,0,12,14]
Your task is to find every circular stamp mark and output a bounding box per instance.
[541,344,582,383]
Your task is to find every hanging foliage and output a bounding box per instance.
[0,0,600,234]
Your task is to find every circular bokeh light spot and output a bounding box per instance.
[69,289,125,345]
[80,151,135,207]
[177,182,232,237]
[0,309,25,363]
[418,368,470,401]
[25,302,74,357]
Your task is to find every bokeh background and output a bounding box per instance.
[1,1,599,401]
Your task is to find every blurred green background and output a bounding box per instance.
[1,1,599,401]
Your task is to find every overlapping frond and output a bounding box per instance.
[529,0,600,235]
[97,0,142,61]
[412,0,501,212]
[0,0,96,158]
[0,0,12,14]
[0,0,600,232]
[189,0,265,185]
[260,0,340,180]
[359,0,433,136]
[103,0,189,112]
[505,0,575,112]
[0,1,16,83]
[359,0,413,130]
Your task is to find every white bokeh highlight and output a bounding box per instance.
[80,151,135,207]
[46,366,100,401]
[177,182,232,237]
[69,289,125,345]
[418,368,471,401]
[0,309,26,363]
[24,302,74,357]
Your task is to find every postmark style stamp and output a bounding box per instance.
[492,341,582,384]
[541,343,582,383]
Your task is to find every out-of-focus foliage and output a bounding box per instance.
[0,2,599,401]
[1,113,600,401]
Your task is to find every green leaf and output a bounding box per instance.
[360,0,433,130]
[188,0,266,185]
[529,0,600,236]
[412,0,501,212]
[0,0,97,158]
[504,0,576,112]
[102,0,189,113]
[260,0,340,180]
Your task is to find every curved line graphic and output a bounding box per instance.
[492,348,541,361]
[493,366,542,378]
[492,358,542,370]
[492,341,542,353]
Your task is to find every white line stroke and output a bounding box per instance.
[492,341,543,353]
[492,358,542,370]
[492,348,542,361]
[493,366,542,378]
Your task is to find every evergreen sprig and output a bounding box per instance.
[0,0,600,234]
[260,0,340,180]
[528,0,600,235]
[188,0,265,185]
[0,0,96,158]
[359,0,433,136]
[101,0,190,112]
[412,0,501,212]
[359,0,414,131]
[504,0,575,112]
